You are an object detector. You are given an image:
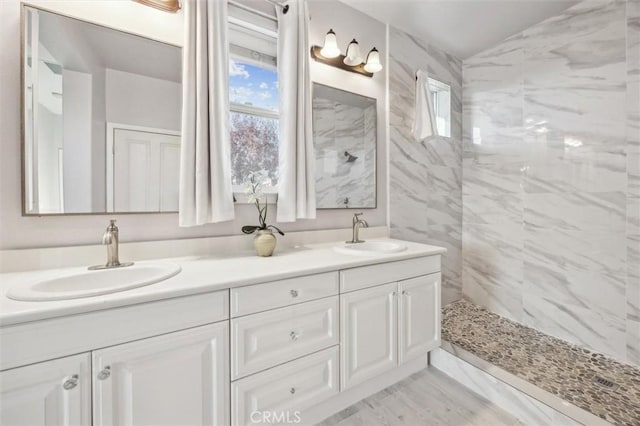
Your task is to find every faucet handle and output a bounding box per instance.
[352,212,363,224]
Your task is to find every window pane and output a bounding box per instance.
[427,78,451,138]
[230,111,279,186]
[229,59,279,113]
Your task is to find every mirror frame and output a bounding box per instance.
[20,4,183,216]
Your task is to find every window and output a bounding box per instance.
[228,3,279,193]
[428,78,451,137]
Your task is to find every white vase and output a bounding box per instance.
[253,229,277,257]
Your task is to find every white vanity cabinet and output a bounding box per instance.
[340,282,398,389]
[399,273,441,363]
[339,259,442,390]
[0,246,444,426]
[0,353,91,426]
[93,322,229,426]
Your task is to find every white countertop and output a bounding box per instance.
[0,238,445,326]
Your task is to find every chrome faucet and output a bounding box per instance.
[89,219,133,270]
[347,213,369,244]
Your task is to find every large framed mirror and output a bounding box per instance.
[21,6,182,215]
[312,84,377,209]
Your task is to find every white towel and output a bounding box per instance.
[411,69,438,142]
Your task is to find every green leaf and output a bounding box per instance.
[241,225,261,234]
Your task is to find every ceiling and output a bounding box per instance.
[340,0,578,59]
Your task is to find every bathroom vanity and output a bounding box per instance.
[0,239,444,425]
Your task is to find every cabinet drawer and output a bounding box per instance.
[231,346,339,426]
[231,297,338,380]
[231,272,338,317]
[340,256,440,293]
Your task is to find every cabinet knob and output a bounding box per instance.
[290,289,298,298]
[290,387,296,394]
[402,290,410,296]
[97,366,111,380]
[62,374,79,390]
[290,331,299,341]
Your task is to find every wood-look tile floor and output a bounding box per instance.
[317,367,524,426]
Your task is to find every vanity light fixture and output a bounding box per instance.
[343,39,362,66]
[310,29,382,78]
[363,47,382,73]
[320,29,341,58]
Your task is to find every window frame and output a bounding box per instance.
[228,5,280,201]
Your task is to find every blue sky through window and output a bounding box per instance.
[229,59,279,112]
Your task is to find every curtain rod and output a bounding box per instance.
[262,0,289,14]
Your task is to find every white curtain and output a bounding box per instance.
[276,0,316,222]
[412,69,438,142]
[179,0,235,226]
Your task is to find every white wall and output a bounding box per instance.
[62,69,92,213]
[105,69,181,131]
[0,0,389,249]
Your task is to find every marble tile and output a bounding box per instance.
[389,26,464,305]
[462,193,523,225]
[522,147,627,194]
[462,160,524,195]
[628,318,640,365]
[462,279,523,322]
[427,165,461,194]
[524,191,626,232]
[462,222,523,291]
[523,260,625,319]
[628,234,640,321]
[523,226,626,278]
[628,196,640,234]
[426,192,462,226]
[523,293,626,360]
[425,224,462,300]
[389,27,431,74]
[461,0,639,372]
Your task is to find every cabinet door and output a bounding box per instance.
[93,321,229,426]
[399,273,441,364]
[0,353,91,426]
[340,282,398,389]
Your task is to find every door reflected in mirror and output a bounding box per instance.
[22,6,182,215]
[312,84,377,209]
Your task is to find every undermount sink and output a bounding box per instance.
[333,241,407,256]
[7,262,181,302]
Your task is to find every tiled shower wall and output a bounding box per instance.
[388,27,463,305]
[462,0,640,365]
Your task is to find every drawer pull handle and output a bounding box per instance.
[97,366,111,380]
[63,375,79,390]
[290,289,299,298]
[290,331,299,341]
[290,387,296,394]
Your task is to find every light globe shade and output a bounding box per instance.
[343,39,362,66]
[320,29,341,58]
[364,47,382,73]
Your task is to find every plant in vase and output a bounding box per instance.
[241,171,284,257]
